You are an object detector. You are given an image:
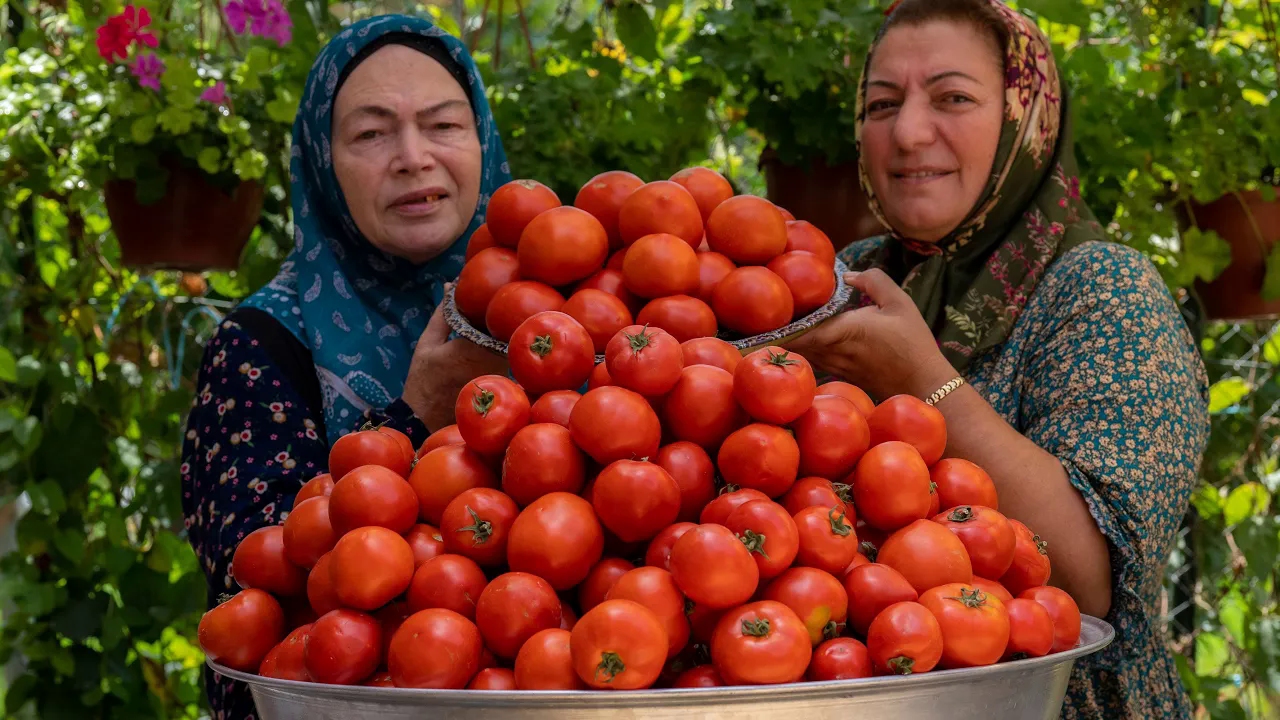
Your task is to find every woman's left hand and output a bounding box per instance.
[785,269,959,401]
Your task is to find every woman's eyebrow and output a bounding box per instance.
[340,99,469,127]
[867,70,982,90]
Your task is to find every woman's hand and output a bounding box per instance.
[785,269,957,401]
[403,291,509,431]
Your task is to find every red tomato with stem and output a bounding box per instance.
[618,181,704,249]
[593,460,682,543]
[296,473,334,504]
[843,563,920,636]
[507,311,596,396]
[604,324,684,397]
[815,381,875,417]
[469,667,517,690]
[808,637,872,681]
[767,251,836,317]
[877,519,974,595]
[793,395,871,479]
[793,504,859,575]
[487,179,561,248]
[529,389,581,428]
[679,337,741,375]
[852,441,932,532]
[454,375,530,455]
[484,281,566,343]
[406,554,489,620]
[933,505,1016,579]
[623,233,700,299]
[259,624,312,681]
[578,557,637,612]
[668,524,759,609]
[562,289,633,354]
[1000,520,1052,596]
[644,523,697,570]
[696,251,736,304]
[655,442,718,523]
[762,567,849,645]
[868,395,948,466]
[575,170,645,250]
[507,492,605,590]
[388,608,483,689]
[705,195,788,265]
[307,552,341,617]
[571,599,670,690]
[700,488,771,526]
[198,589,284,672]
[670,166,734,222]
[783,221,836,266]
[710,600,812,685]
[607,567,691,659]
[515,628,587,689]
[1019,586,1082,653]
[662,364,747,450]
[725,499,800,580]
[1003,598,1055,660]
[329,428,411,480]
[569,386,662,464]
[931,458,1000,511]
[733,348,816,424]
[517,206,610,286]
[454,247,521,326]
[782,477,847,517]
[712,266,794,335]
[575,268,644,316]
[232,525,307,596]
[465,223,497,261]
[282,496,337,569]
[502,424,587,506]
[418,425,465,458]
[440,488,519,568]
[475,572,563,659]
[717,424,800,498]
[919,583,1010,668]
[866,601,943,675]
[408,445,499,525]
[375,426,416,469]
[330,526,415,611]
[637,295,718,342]
[304,609,382,685]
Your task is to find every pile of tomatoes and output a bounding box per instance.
[455,167,839,349]
[198,316,1083,693]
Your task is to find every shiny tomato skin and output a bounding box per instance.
[852,441,933,532]
[670,166,734,222]
[485,281,566,343]
[637,295,718,342]
[919,583,1010,668]
[815,381,875,417]
[198,588,285,671]
[762,567,849,645]
[705,195,788,265]
[662,365,747,451]
[655,442,718,523]
[304,609,382,685]
[717,424,800,498]
[418,425,465,458]
[866,601,943,675]
[623,233,701,299]
[604,324,684,397]
[508,311,596,396]
[808,637,872,681]
[296,473,335,504]
[1019,586,1082,653]
[575,268,644,316]
[282,496,338,570]
[680,337,741,374]
[515,628,588,689]
[518,206,610,286]
[406,553,489,620]
[455,247,521,326]
[868,395,948,466]
[1001,520,1052,596]
[330,428,412,480]
[933,505,1017,579]
[644,523,697,570]
[259,624,312,681]
[569,386,662,464]
[465,223,497,261]
[783,221,837,266]
[469,667,518,690]
[377,427,416,468]
[793,505,860,575]
[782,477,847,517]
[454,375,531,455]
[562,289,634,354]
[793,395,871,479]
[607,248,628,271]
[931,458,1000,511]
[475,572,563,659]
[578,557,637,612]
[327,464,419,536]
[673,665,724,688]
[409,444,499,525]
[1003,598,1056,660]
[487,179,561,248]
[440,487,519,567]
[502,423,587,506]
[843,563,920,636]
[404,523,447,568]
[699,488,771,526]
[571,599,670,690]
[575,170,645,250]
[507,492,604,589]
[733,348,816,425]
[307,552,342,617]
[606,567,691,659]
[528,389,581,428]
[668,524,759,609]
[232,525,307,596]
[330,526,415,611]
[725,500,800,580]
[844,551,872,575]
[970,576,1014,606]
[878,519,974,594]
[775,205,796,221]
[593,459,682,543]
[388,608,484,689]
[767,251,836,317]
[587,361,612,390]
[696,251,737,304]
[710,600,812,685]
[618,181,704,249]
[712,260,796,335]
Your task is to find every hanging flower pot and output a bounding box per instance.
[1186,189,1280,321]
[759,147,886,253]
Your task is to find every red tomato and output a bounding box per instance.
[877,519,974,594]
[259,624,312,681]
[711,600,812,685]
[604,324,684,397]
[919,583,1010,668]
[501,423,586,506]
[296,473,335,504]
[808,637,871,681]
[725,500,800,580]
[775,205,796,221]
[376,601,411,658]
[844,551,872,575]
[507,492,605,590]
[782,477,847,516]
[575,268,644,315]
[402,524,445,568]
[454,247,521,326]
[644,522,697,570]
[699,488,771,526]
[327,464,419,536]
[562,289,634,354]
[528,389,581,428]
[465,223,498,261]
[606,248,627,271]
[670,166,734,222]
[304,609,382,685]
[418,425,465,458]
[856,519,890,558]
[793,505,859,575]
[717,424,800,498]
[762,566,849,645]
[843,562,920,636]
[198,589,284,671]
[679,337,741,375]
[1003,598,1056,660]
[933,505,1016,579]
[866,601,943,675]
[507,311,596,396]
[868,395,947,466]
[668,524,759,609]
[571,599,670,689]
[468,667,518,690]
[607,567,690,659]
[517,206,609,286]
[376,427,416,468]
[815,381,875,417]
[475,572,563,659]
[593,459,682,543]
[733,348,817,425]
[623,233,701,299]
[637,295,718,342]
[970,576,1014,606]
[485,281,566,343]
[587,361,612,390]
[794,395,871,479]
[409,444,499,525]
[569,386,662,464]
[330,526,415,611]
[307,552,341,617]
[232,525,307,596]
[674,665,724,688]
[783,221,836,266]
[852,441,932,532]
[712,266,793,336]
[329,428,411,480]
[561,605,579,631]
[282,496,337,570]
[696,251,736,303]
[388,608,483,688]
[406,554,489,620]
[931,458,1000,511]
[1019,586,1082,653]
[767,251,836,317]
[515,628,587,690]
[487,179,561,248]
[578,557,637,613]
[661,364,747,450]
[706,195,788,265]
[618,181,704,249]
[575,170,645,250]
[1000,520,1052,596]
[687,601,727,645]
[454,375,530,455]
[655,442,718,523]
[440,487,519,567]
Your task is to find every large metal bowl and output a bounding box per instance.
[209,616,1113,720]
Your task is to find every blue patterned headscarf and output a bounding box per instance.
[241,15,511,445]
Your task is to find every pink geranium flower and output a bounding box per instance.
[200,81,229,104]
[130,52,165,91]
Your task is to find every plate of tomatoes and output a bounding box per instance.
[444,169,856,361]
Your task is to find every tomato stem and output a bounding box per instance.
[471,386,496,417]
[623,325,654,355]
[831,482,853,504]
[741,617,772,637]
[737,529,770,559]
[595,651,626,684]
[1033,534,1049,556]
[684,598,696,617]
[530,334,554,358]
[945,587,989,609]
[887,656,915,675]
[827,507,853,537]
[946,506,974,523]
[457,506,493,545]
[859,541,878,563]
[765,349,799,367]
[822,621,842,641]
[718,482,740,496]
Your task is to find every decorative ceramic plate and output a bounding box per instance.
[443,258,854,362]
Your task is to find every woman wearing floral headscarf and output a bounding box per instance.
[180,15,510,716]
[789,1,1207,717]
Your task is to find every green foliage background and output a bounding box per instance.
[0,0,1278,718]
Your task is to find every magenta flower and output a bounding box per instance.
[95,4,158,61]
[262,0,293,47]
[200,81,229,104]
[130,52,165,91]
[224,0,292,46]
[224,0,253,35]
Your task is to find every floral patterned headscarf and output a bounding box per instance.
[849,0,1103,371]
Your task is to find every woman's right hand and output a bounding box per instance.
[403,293,509,431]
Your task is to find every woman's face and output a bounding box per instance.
[332,45,481,264]
[861,20,1005,244]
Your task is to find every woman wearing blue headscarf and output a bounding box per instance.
[180,15,510,715]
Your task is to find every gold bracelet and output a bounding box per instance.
[925,376,966,406]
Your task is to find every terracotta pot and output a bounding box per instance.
[1185,189,1280,321]
[105,161,265,272]
[760,148,886,252]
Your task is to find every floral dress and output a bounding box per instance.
[180,308,428,719]
[841,238,1209,720]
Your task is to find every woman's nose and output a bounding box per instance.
[890,94,936,150]
[393,129,438,173]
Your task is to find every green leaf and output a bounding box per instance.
[1235,518,1280,581]
[13,416,41,449]
[27,480,66,516]
[1208,377,1251,414]
[266,87,299,124]
[130,116,156,145]
[1260,186,1278,204]
[198,147,222,175]
[1242,89,1271,107]
[162,61,200,109]
[1020,0,1091,25]
[234,149,268,180]
[49,645,75,676]
[1182,228,1233,284]
[1263,243,1280,301]
[15,355,43,387]
[156,106,195,135]
[0,347,16,382]
[239,47,272,92]
[615,0,659,62]
[53,527,86,566]
[1196,631,1230,677]
[5,673,37,715]
[1224,483,1271,525]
